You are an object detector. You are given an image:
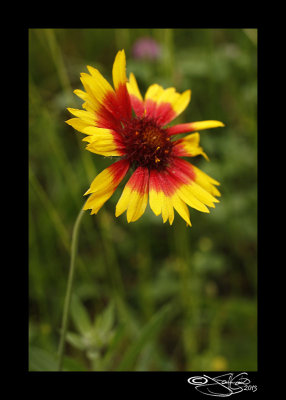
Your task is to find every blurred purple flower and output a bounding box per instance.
[132,37,161,60]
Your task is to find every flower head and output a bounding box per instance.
[66,50,224,226]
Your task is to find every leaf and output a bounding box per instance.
[94,301,115,334]
[29,345,87,371]
[116,303,175,371]
[70,295,92,335]
[66,332,86,350]
[61,356,87,371]
[29,346,58,371]
[101,325,126,370]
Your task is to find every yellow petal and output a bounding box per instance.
[127,72,143,101]
[115,185,132,217]
[167,120,225,136]
[80,71,114,108]
[126,190,148,222]
[65,118,91,134]
[82,126,115,136]
[112,49,127,91]
[189,120,225,131]
[79,126,123,155]
[115,167,149,222]
[160,194,169,223]
[85,160,129,196]
[165,195,174,225]
[86,65,115,94]
[147,86,191,124]
[177,184,210,213]
[73,89,99,112]
[171,90,191,116]
[188,181,219,208]
[174,132,209,160]
[83,188,114,215]
[192,165,221,197]
[149,188,162,216]
[171,193,192,226]
[145,84,164,102]
[157,87,178,104]
[67,108,95,123]
[86,143,122,157]
[83,161,129,215]
[84,169,114,196]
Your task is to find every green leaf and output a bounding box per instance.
[66,332,86,350]
[116,303,175,371]
[29,346,58,371]
[94,301,115,334]
[70,295,92,335]
[102,325,126,369]
[62,356,87,371]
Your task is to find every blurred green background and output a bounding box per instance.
[29,28,257,371]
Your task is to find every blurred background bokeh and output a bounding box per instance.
[29,28,257,371]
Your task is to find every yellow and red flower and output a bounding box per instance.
[66,50,224,226]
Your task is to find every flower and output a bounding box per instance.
[66,50,224,226]
[132,37,161,60]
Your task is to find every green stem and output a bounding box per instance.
[57,208,85,371]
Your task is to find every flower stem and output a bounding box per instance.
[57,208,85,371]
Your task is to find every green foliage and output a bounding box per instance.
[66,297,116,369]
[29,28,257,371]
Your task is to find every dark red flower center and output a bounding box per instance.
[120,116,173,170]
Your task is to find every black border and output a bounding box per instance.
[24,24,269,397]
